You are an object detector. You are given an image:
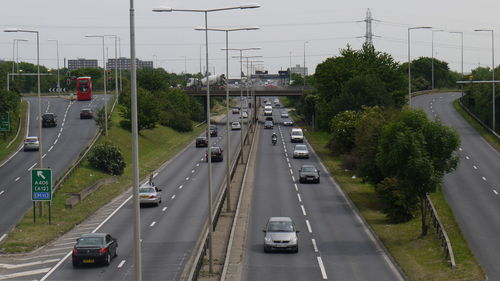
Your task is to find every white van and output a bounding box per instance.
[264,105,273,116]
[290,128,304,143]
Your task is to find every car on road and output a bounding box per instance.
[206,146,224,162]
[231,121,242,130]
[72,233,118,267]
[42,113,57,127]
[139,184,162,206]
[232,107,240,114]
[209,125,218,137]
[195,136,208,147]
[290,127,304,142]
[280,111,289,118]
[299,165,320,183]
[264,105,273,116]
[23,136,40,151]
[264,120,274,129]
[293,144,309,158]
[283,119,294,126]
[242,111,248,118]
[263,217,299,253]
[80,107,94,119]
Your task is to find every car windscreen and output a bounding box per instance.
[77,236,104,246]
[25,138,38,142]
[139,187,155,193]
[211,147,220,153]
[295,145,307,150]
[291,131,302,136]
[267,221,294,232]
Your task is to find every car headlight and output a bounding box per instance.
[290,237,297,244]
[264,237,272,243]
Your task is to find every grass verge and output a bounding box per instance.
[0,101,28,161]
[0,109,206,253]
[453,99,500,151]
[291,112,484,281]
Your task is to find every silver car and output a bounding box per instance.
[24,136,40,151]
[231,121,241,130]
[293,144,309,159]
[139,185,162,206]
[263,217,299,253]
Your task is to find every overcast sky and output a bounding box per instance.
[1,0,500,78]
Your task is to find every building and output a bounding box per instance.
[289,64,308,77]
[68,58,98,70]
[106,57,153,70]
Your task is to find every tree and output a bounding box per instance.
[119,87,160,132]
[88,142,126,175]
[94,107,112,133]
[327,110,358,155]
[376,109,460,235]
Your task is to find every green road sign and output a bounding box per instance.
[0,113,9,131]
[31,169,52,201]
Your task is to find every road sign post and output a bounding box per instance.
[0,113,10,132]
[31,169,52,201]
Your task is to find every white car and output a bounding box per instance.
[24,136,40,151]
[231,121,242,130]
[290,128,304,142]
[139,184,162,206]
[293,144,309,159]
[242,111,248,118]
[281,112,289,118]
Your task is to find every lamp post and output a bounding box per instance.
[474,29,495,131]
[48,39,60,90]
[153,3,260,274]
[432,30,443,89]
[85,35,108,136]
[180,56,187,73]
[12,39,28,81]
[196,26,259,213]
[408,26,432,106]
[303,40,308,88]
[105,35,119,99]
[450,31,464,97]
[118,37,123,92]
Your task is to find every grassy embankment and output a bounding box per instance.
[291,111,484,281]
[0,108,206,253]
[0,101,28,161]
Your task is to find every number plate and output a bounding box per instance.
[83,259,95,263]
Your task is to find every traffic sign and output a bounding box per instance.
[31,169,52,201]
[0,113,9,131]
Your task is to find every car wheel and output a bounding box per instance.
[294,246,299,253]
[264,246,270,253]
[114,248,118,258]
[104,252,111,266]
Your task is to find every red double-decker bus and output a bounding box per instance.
[76,77,92,101]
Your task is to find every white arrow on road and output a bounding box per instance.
[37,171,46,180]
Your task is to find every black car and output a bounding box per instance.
[264,120,274,129]
[298,165,320,183]
[42,113,57,127]
[206,146,223,162]
[72,233,118,267]
[80,107,93,119]
[209,125,218,137]
[196,136,208,147]
[265,116,273,122]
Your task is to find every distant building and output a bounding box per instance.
[289,64,308,77]
[68,58,98,70]
[106,57,153,70]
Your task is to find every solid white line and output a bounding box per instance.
[171,195,176,200]
[48,146,53,152]
[117,260,126,268]
[162,207,167,212]
[179,185,183,189]
[294,183,298,191]
[297,193,302,202]
[14,252,66,261]
[317,257,328,279]
[482,177,487,181]
[465,156,470,160]
[150,221,156,227]
[15,177,20,182]
[28,162,37,171]
[311,238,318,252]
[0,258,60,269]
[301,205,307,216]
[494,190,498,195]
[473,165,477,169]
[306,219,312,233]
[0,233,6,243]
[0,267,51,280]
[153,172,158,178]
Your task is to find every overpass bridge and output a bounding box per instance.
[185,87,310,97]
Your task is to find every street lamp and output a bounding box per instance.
[303,40,308,88]
[474,29,495,131]
[450,31,464,97]
[153,3,260,274]
[85,35,108,136]
[196,26,259,213]
[104,35,120,99]
[48,39,60,90]
[432,30,444,89]
[408,26,432,106]
[180,56,187,73]
[11,39,28,81]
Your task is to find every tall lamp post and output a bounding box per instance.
[475,29,496,131]
[303,40,308,88]
[48,39,60,90]
[85,35,108,136]
[408,26,432,106]
[153,3,260,274]
[105,35,119,99]
[11,39,28,81]
[431,30,443,89]
[450,31,464,97]
[196,26,259,213]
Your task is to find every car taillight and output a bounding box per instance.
[72,248,79,254]
[99,247,108,254]
[149,195,157,198]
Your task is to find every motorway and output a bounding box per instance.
[41,109,247,281]
[0,95,107,240]
[241,107,404,280]
[413,93,500,280]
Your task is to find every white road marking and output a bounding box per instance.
[473,165,477,169]
[459,147,463,151]
[162,207,167,212]
[286,157,289,163]
[153,172,158,178]
[45,247,72,252]
[14,252,66,261]
[0,190,4,197]
[482,177,487,181]
[57,133,61,138]
[0,259,60,269]
[312,239,318,252]
[191,169,195,173]
[61,122,65,127]
[28,163,37,171]
[0,233,6,243]
[54,139,58,145]
[117,260,126,268]
[294,184,298,191]
[15,177,20,182]
[42,153,47,159]
[150,221,156,227]
[196,163,200,167]
[301,205,307,216]
[53,241,77,247]
[317,256,328,279]
[0,267,51,280]
[171,195,176,200]
[284,149,287,153]
[48,146,53,152]
[186,177,189,180]
[289,169,293,175]
[306,220,312,233]
[288,162,291,168]
[59,128,63,133]
[494,190,498,195]
[465,156,470,160]
[292,176,295,182]
[297,193,302,202]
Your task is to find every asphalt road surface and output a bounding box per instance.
[241,107,404,281]
[413,92,500,280]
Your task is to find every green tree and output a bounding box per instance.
[327,110,358,155]
[119,87,160,132]
[88,142,126,175]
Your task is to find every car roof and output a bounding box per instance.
[80,233,107,238]
[295,144,307,148]
[301,164,316,169]
[26,136,38,139]
[269,217,292,222]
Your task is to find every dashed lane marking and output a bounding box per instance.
[179,185,183,189]
[297,193,302,203]
[465,156,470,160]
[150,221,156,227]
[196,163,200,167]
[312,239,318,252]
[0,233,6,243]
[171,195,176,200]
[459,147,463,151]
[153,172,158,178]
[191,170,195,173]
[162,207,167,212]
[15,177,20,182]
[288,163,291,168]
[117,260,126,268]
[482,177,487,181]
[306,220,312,233]
[317,256,328,279]
[186,177,190,181]
[294,184,298,191]
[53,139,58,145]
[0,190,4,197]
[473,165,477,169]
[42,154,47,159]
[301,205,307,216]
[494,190,498,195]
[28,163,37,171]
[292,176,295,182]
[48,146,53,152]
[289,169,293,175]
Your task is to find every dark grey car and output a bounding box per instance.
[299,164,320,183]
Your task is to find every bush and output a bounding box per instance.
[375,177,416,223]
[341,154,357,171]
[88,142,126,175]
